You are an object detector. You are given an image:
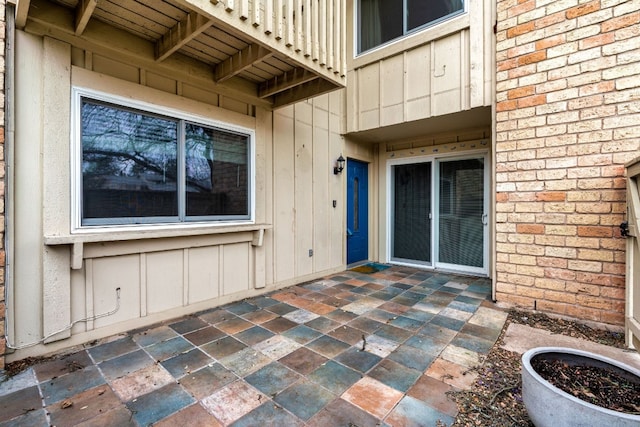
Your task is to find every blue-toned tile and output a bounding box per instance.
[388,345,436,371]
[373,324,413,344]
[145,336,194,361]
[460,322,502,343]
[455,294,483,306]
[448,300,479,313]
[244,362,301,396]
[132,326,178,348]
[387,395,455,426]
[368,291,397,301]
[274,379,335,421]
[234,326,274,346]
[0,386,42,423]
[308,360,362,395]
[451,333,495,354]
[169,317,208,334]
[305,316,341,333]
[247,296,279,308]
[99,349,154,381]
[231,402,305,427]
[390,282,413,291]
[430,314,466,332]
[402,308,435,323]
[88,336,139,363]
[127,383,195,426]
[334,348,381,374]
[201,336,247,359]
[349,286,373,295]
[282,325,323,344]
[305,335,350,358]
[441,285,465,294]
[364,309,397,324]
[0,408,48,427]
[347,317,384,334]
[307,397,387,427]
[219,348,271,377]
[405,335,448,355]
[161,349,212,378]
[284,309,320,324]
[40,365,105,405]
[266,302,298,316]
[225,301,259,315]
[389,316,424,331]
[368,359,421,393]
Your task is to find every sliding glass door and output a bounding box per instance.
[390,155,487,274]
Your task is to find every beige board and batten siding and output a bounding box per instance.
[8,30,346,360]
[345,0,493,133]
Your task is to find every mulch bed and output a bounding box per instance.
[445,309,629,427]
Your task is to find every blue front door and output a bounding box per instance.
[347,159,368,264]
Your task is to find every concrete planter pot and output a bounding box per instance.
[521,347,640,427]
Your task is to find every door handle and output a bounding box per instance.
[347,228,353,236]
[482,213,488,225]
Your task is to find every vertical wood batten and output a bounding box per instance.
[326,0,334,70]
[275,0,283,39]
[265,0,273,34]
[226,0,235,12]
[294,0,303,52]
[240,0,249,19]
[312,0,319,61]
[252,0,261,27]
[285,0,294,47]
[333,0,341,74]
[303,0,311,56]
[319,0,326,65]
[340,0,346,76]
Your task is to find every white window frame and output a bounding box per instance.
[356,0,467,55]
[70,87,256,233]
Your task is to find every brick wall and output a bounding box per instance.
[495,0,639,325]
[0,1,6,370]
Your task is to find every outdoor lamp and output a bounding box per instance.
[334,155,345,175]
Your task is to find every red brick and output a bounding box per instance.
[601,11,640,32]
[496,100,518,111]
[517,224,545,234]
[536,34,566,50]
[566,0,600,19]
[518,51,546,66]
[536,191,566,201]
[497,58,518,71]
[507,86,535,99]
[517,94,547,107]
[579,32,615,49]
[496,193,509,202]
[507,22,535,38]
[577,225,612,237]
[509,0,536,18]
[534,11,566,29]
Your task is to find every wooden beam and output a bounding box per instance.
[75,0,97,36]
[214,43,273,83]
[156,12,212,62]
[15,0,31,29]
[258,66,317,98]
[272,77,339,108]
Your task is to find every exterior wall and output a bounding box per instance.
[495,0,639,325]
[345,0,494,133]
[0,1,6,371]
[6,29,346,360]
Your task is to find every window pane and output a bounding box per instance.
[393,163,431,262]
[438,158,484,267]
[359,0,403,52]
[81,100,178,223]
[407,0,464,31]
[185,124,249,217]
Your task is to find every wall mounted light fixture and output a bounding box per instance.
[334,155,345,175]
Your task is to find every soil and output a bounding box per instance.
[445,309,631,427]
[531,357,640,414]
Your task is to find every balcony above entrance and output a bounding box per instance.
[15,0,346,108]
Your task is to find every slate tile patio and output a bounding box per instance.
[0,266,509,426]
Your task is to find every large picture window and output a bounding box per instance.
[77,93,253,227]
[358,0,464,53]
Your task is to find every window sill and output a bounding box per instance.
[45,223,272,269]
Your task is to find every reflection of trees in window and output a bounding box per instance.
[80,98,250,225]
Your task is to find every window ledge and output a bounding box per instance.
[45,223,272,269]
